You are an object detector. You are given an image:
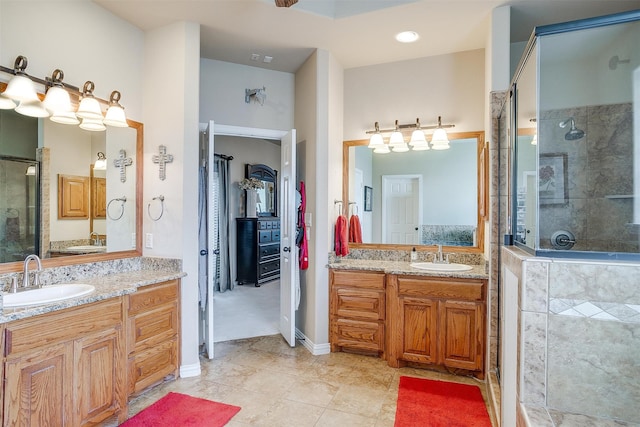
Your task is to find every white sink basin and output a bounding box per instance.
[410,262,473,272]
[66,245,106,252]
[4,284,95,308]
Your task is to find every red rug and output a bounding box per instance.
[121,392,241,427]
[395,376,492,427]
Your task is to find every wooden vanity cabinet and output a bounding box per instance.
[2,298,126,426]
[387,275,486,378]
[126,280,180,396]
[329,270,386,356]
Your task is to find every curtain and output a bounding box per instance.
[214,156,232,292]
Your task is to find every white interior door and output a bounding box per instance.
[279,129,297,347]
[204,120,216,359]
[382,175,422,244]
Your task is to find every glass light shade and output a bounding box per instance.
[50,111,80,125]
[3,75,39,102]
[15,100,50,118]
[103,105,128,127]
[368,133,384,148]
[94,159,107,170]
[0,94,16,109]
[79,117,106,132]
[388,130,404,146]
[409,129,429,148]
[25,165,36,176]
[430,128,450,150]
[76,96,103,120]
[392,142,409,152]
[43,86,72,113]
[373,144,390,154]
[412,144,430,151]
[531,134,537,145]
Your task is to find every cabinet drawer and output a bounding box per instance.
[128,338,178,395]
[259,230,272,243]
[4,298,123,357]
[334,288,384,321]
[128,280,179,316]
[397,276,484,301]
[259,259,280,276]
[128,304,178,353]
[259,243,280,260]
[331,270,385,290]
[331,318,384,352]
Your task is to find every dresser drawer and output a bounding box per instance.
[259,259,280,277]
[331,270,385,290]
[397,276,485,301]
[334,288,384,321]
[259,243,280,261]
[128,338,178,395]
[271,230,280,241]
[259,230,272,243]
[331,318,384,352]
[128,280,179,316]
[128,303,178,353]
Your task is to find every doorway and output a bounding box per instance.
[381,174,422,244]
[198,122,297,358]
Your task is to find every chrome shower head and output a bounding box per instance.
[559,117,585,141]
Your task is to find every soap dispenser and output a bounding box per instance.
[411,247,418,262]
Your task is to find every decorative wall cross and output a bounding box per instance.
[152,145,174,181]
[113,149,133,183]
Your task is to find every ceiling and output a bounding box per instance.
[94,0,640,73]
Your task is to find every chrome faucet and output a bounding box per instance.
[22,254,43,289]
[90,231,100,246]
[434,245,449,264]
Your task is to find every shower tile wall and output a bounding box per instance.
[538,103,635,252]
[518,257,640,424]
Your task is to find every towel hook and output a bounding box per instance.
[148,195,165,221]
[106,196,127,220]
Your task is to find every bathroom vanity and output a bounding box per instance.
[0,269,182,426]
[329,260,487,379]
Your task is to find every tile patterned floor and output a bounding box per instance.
[124,335,497,426]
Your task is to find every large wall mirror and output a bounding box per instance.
[0,82,143,274]
[343,131,487,253]
[246,163,278,217]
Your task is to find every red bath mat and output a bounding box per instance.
[121,392,241,427]
[395,376,492,426]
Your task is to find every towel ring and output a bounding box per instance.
[148,195,165,221]
[106,196,127,220]
[349,201,358,215]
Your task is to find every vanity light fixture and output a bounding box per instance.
[0,55,129,131]
[365,116,455,153]
[529,118,537,145]
[25,165,36,176]
[93,152,107,170]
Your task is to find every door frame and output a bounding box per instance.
[201,122,289,356]
[381,174,423,244]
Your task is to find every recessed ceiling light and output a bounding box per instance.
[395,31,419,43]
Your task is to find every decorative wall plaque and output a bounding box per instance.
[113,149,133,183]
[152,145,174,181]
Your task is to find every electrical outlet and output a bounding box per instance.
[145,233,153,248]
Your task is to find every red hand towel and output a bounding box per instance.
[349,215,362,243]
[334,215,349,256]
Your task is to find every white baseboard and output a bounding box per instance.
[296,328,330,355]
[179,362,202,378]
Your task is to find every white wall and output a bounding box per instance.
[213,135,280,285]
[344,49,485,141]
[143,21,201,377]
[200,59,295,130]
[0,1,143,122]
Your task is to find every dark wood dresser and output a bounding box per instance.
[236,217,280,286]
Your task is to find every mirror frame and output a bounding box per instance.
[342,130,487,254]
[0,81,143,273]
[246,163,278,217]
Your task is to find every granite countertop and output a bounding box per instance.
[0,269,186,324]
[328,259,488,279]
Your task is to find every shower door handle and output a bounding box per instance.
[200,250,208,256]
[283,246,291,252]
